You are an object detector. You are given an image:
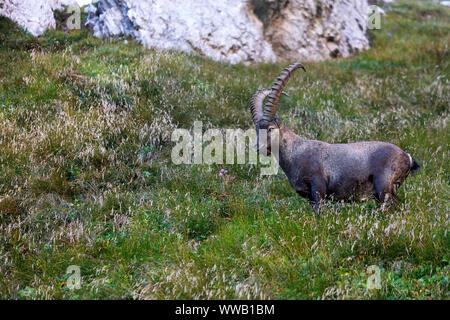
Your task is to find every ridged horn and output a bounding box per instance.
[263,62,306,121]
[250,89,271,126]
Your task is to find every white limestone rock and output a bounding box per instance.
[1,0,372,64]
[87,0,276,64]
[0,0,77,36]
[87,0,371,64]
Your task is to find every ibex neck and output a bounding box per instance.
[276,124,304,176]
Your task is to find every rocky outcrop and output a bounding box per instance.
[87,0,276,64]
[0,0,77,36]
[1,0,372,64]
[87,0,371,64]
[253,0,370,61]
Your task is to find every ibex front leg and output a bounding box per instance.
[310,176,326,217]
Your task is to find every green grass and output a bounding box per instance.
[0,0,448,299]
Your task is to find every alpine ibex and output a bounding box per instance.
[250,62,420,215]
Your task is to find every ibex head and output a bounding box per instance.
[250,62,306,155]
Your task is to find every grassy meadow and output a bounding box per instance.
[0,0,448,299]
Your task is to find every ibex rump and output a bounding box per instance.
[250,63,420,215]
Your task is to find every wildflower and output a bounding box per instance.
[414,74,420,79]
[219,172,223,177]
[387,32,392,38]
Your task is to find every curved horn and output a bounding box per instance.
[263,62,306,121]
[250,89,271,126]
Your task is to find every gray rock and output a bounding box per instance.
[86,0,370,64]
[0,0,77,36]
[1,0,371,64]
[260,0,370,61]
[87,0,276,64]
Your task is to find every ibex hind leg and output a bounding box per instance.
[373,174,396,211]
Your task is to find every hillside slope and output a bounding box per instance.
[0,0,448,299]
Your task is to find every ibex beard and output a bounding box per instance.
[250,62,420,216]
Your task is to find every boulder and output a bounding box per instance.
[87,0,371,64]
[1,0,372,64]
[0,0,77,36]
[87,0,276,64]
